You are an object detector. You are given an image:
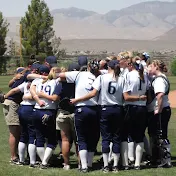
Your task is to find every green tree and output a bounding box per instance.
[171,57,176,76]
[51,36,66,59]
[21,0,55,56]
[0,12,9,56]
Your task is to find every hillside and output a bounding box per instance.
[5,1,176,40]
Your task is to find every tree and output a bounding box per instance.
[20,0,54,56]
[8,38,16,56]
[0,12,9,56]
[51,36,66,59]
[171,57,176,76]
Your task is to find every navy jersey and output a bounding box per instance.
[8,71,31,104]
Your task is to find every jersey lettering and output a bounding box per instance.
[41,85,52,95]
[85,77,94,91]
[108,81,116,94]
[138,78,142,91]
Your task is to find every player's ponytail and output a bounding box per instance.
[132,56,145,83]
[114,64,121,78]
[152,60,168,73]
[42,67,60,83]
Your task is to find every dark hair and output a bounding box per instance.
[88,60,100,77]
[114,64,120,78]
[132,56,145,83]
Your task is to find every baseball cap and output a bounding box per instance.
[142,52,150,61]
[68,63,80,71]
[78,56,88,66]
[108,60,119,69]
[38,65,50,74]
[31,62,41,70]
[16,67,25,73]
[45,56,58,67]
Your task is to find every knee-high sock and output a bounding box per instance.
[135,142,144,167]
[113,153,120,167]
[18,142,26,162]
[42,147,53,165]
[37,147,45,161]
[79,150,88,169]
[87,152,94,167]
[128,142,135,162]
[121,142,128,166]
[28,144,36,165]
[108,142,113,162]
[103,153,109,167]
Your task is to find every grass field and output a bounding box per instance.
[0,76,176,176]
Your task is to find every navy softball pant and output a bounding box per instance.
[18,105,36,144]
[100,105,124,154]
[33,109,57,149]
[74,106,100,152]
[148,106,171,140]
[121,105,147,143]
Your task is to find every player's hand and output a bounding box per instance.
[139,95,147,101]
[70,99,78,104]
[38,100,45,107]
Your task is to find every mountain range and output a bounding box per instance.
[5,1,176,41]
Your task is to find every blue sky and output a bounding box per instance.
[0,0,173,17]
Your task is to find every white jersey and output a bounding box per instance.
[18,82,35,106]
[32,78,59,110]
[100,69,108,75]
[152,74,170,111]
[123,70,149,106]
[93,74,123,106]
[65,71,98,106]
[119,68,129,105]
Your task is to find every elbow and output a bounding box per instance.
[123,93,130,101]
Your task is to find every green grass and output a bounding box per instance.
[0,76,176,175]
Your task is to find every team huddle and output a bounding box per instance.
[1,52,172,173]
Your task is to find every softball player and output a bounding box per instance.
[4,81,36,167]
[59,60,100,173]
[30,66,62,169]
[123,56,148,170]
[71,60,124,173]
[147,60,171,167]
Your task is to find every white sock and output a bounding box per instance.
[108,142,113,162]
[103,153,109,167]
[120,142,128,166]
[79,150,88,169]
[28,144,36,165]
[135,142,144,167]
[128,142,135,162]
[42,147,53,165]
[87,152,94,167]
[37,147,45,161]
[18,142,26,162]
[113,153,120,167]
[144,136,151,155]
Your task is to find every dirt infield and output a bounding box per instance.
[169,91,176,108]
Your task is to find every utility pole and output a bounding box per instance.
[19,24,23,66]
